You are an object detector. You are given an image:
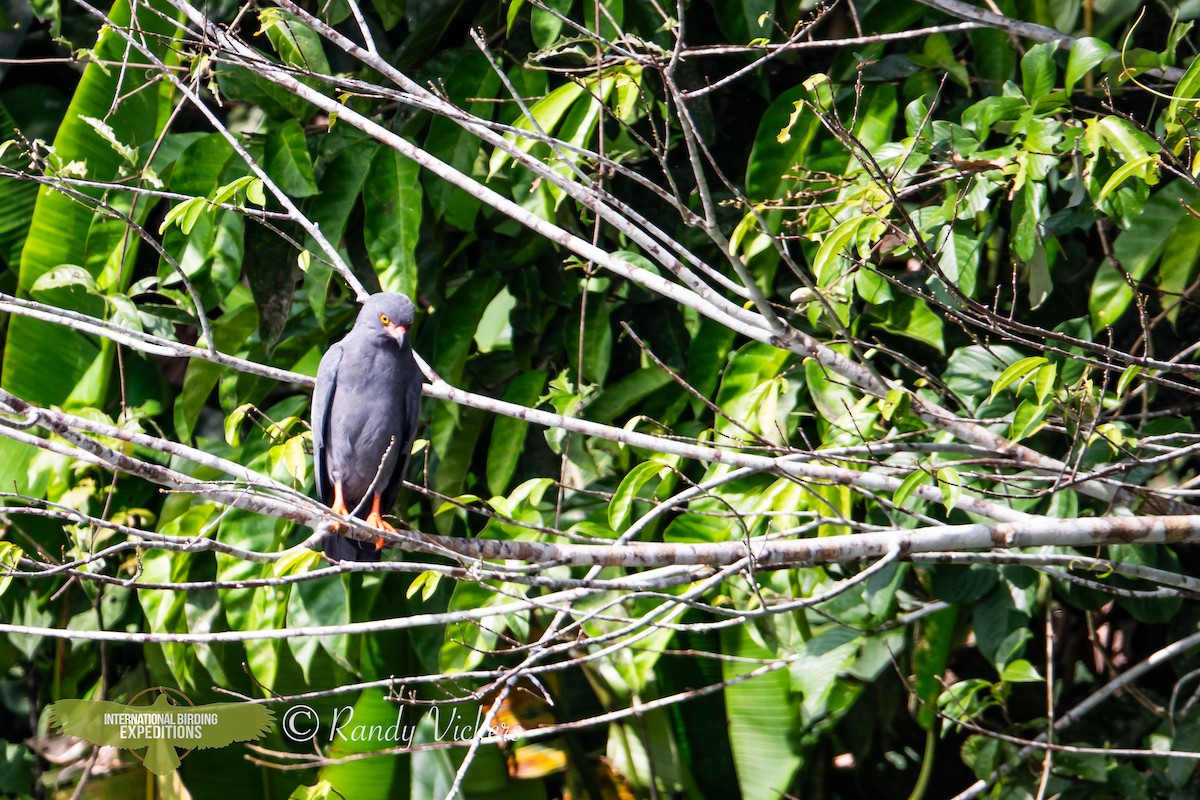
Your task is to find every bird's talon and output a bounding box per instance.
[365,510,397,533]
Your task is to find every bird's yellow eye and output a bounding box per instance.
[380,314,390,325]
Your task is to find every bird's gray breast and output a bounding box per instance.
[325,332,415,507]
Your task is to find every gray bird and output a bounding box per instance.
[312,293,423,561]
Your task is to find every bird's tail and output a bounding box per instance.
[322,535,383,563]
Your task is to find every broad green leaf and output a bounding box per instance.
[363,145,422,296]
[173,302,259,443]
[424,50,501,230]
[989,356,1049,400]
[317,690,407,794]
[29,265,99,294]
[1117,365,1143,398]
[211,175,263,206]
[0,542,22,598]
[486,369,547,495]
[488,79,585,177]
[912,606,957,730]
[224,403,253,446]
[259,8,331,75]
[875,294,945,353]
[1089,257,1130,329]
[812,215,870,287]
[530,0,572,49]
[304,135,376,324]
[1169,48,1200,124]
[923,33,969,90]
[159,195,208,235]
[587,367,673,423]
[265,118,319,198]
[439,580,529,673]
[1011,181,1044,262]
[1009,399,1050,442]
[1097,154,1160,202]
[564,293,613,386]
[0,0,181,497]
[937,466,962,514]
[894,468,931,509]
[286,553,350,679]
[1020,42,1057,99]
[609,460,667,532]
[1157,210,1200,324]
[1034,363,1056,405]
[1065,37,1112,92]
[721,623,802,800]
[584,0,623,43]
[1000,658,1044,683]
[431,274,501,386]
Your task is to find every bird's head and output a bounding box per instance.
[358,293,416,345]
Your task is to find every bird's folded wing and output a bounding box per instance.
[312,343,343,502]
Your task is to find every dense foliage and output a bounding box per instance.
[2,0,1200,798]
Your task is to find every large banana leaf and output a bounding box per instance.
[0,0,180,494]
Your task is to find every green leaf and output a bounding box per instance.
[875,295,945,353]
[1000,658,1044,683]
[303,135,376,323]
[211,175,263,206]
[1020,42,1057,99]
[1169,49,1200,125]
[564,293,613,386]
[286,552,349,678]
[439,580,529,673]
[989,356,1049,401]
[406,570,442,602]
[894,469,931,509]
[431,274,501,386]
[173,303,258,443]
[1065,37,1112,93]
[265,118,318,198]
[912,606,957,730]
[1117,365,1143,398]
[587,367,673,423]
[506,0,526,34]
[363,145,422,296]
[0,0,180,498]
[937,466,962,514]
[29,265,100,294]
[1009,399,1050,442]
[1034,363,1056,405]
[423,50,500,230]
[159,195,208,235]
[488,79,585,177]
[1097,154,1160,202]
[721,623,802,800]
[609,460,667,532]
[486,370,547,495]
[259,9,331,75]
[282,433,308,483]
[0,543,23,598]
[1156,210,1200,325]
[224,402,253,446]
[530,0,572,49]
[813,216,869,286]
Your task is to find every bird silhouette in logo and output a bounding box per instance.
[48,692,274,775]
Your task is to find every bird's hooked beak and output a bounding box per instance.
[384,321,407,342]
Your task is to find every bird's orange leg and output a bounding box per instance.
[330,482,349,517]
[365,494,396,550]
